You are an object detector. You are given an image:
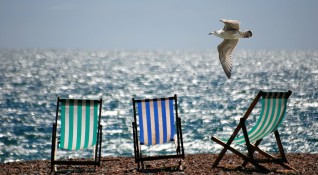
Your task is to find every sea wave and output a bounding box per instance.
[0,49,317,163]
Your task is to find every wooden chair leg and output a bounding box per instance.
[241,119,254,161]
[213,148,227,167]
[212,136,270,172]
[274,130,287,162]
[137,160,140,170]
[211,91,262,168]
[212,119,245,168]
[242,139,262,167]
[240,120,270,172]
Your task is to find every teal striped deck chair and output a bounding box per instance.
[212,90,296,172]
[132,94,185,170]
[51,98,103,172]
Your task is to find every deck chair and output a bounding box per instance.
[132,94,185,170]
[212,90,296,172]
[51,98,103,172]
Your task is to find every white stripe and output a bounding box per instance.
[149,100,156,145]
[250,93,274,142]
[259,94,282,140]
[273,98,286,131]
[80,100,86,149]
[264,98,280,134]
[141,101,148,144]
[88,100,94,147]
[157,100,164,144]
[234,93,288,144]
[64,100,70,149]
[234,94,269,143]
[254,99,275,141]
[253,95,273,141]
[72,100,78,150]
[165,98,171,141]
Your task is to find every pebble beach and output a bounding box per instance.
[1,153,317,174]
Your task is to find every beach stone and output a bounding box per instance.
[0,154,317,174]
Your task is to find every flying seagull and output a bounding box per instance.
[209,19,252,79]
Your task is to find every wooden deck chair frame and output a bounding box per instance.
[132,94,185,170]
[51,97,103,172]
[211,90,296,172]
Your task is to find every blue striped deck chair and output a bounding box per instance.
[212,90,296,172]
[51,98,103,172]
[132,94,185,170]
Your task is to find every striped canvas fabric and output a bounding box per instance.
[60,99,99,150]
[229,92,289,144]
[137,98,175,146]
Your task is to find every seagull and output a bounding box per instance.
[209,19,252,79]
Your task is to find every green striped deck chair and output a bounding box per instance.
[212,90,296,172]
[132,94,185,170]
[51,98,103,172]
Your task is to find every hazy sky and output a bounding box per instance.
[1,0,318,50]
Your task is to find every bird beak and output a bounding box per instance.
[208,33,212,35]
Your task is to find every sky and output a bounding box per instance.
[1,0,318,50]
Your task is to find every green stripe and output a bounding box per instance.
[247,98,266,137]
[251,96,271,141]
[270,98,281,132]
[92,101,98,145]
[275,99,287,130]
[232,95,275,144]
[247,97,269,143]
[76,101,82,150]
[223,93,289,145]
[68,100,74,150]
[59,99,100,150]
[272,99,285,131]
[235,98,270,144]
[253,97,274,142]
[257,98,276,140]
[60,101,66,148]
[84,101,90,148]
[258,98,282,140]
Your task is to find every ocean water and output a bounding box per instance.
[0,49,317,163]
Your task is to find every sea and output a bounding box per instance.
[0,48,317,163]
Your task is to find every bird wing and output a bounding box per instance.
[217,39,239,79]
[220,19,240,30]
